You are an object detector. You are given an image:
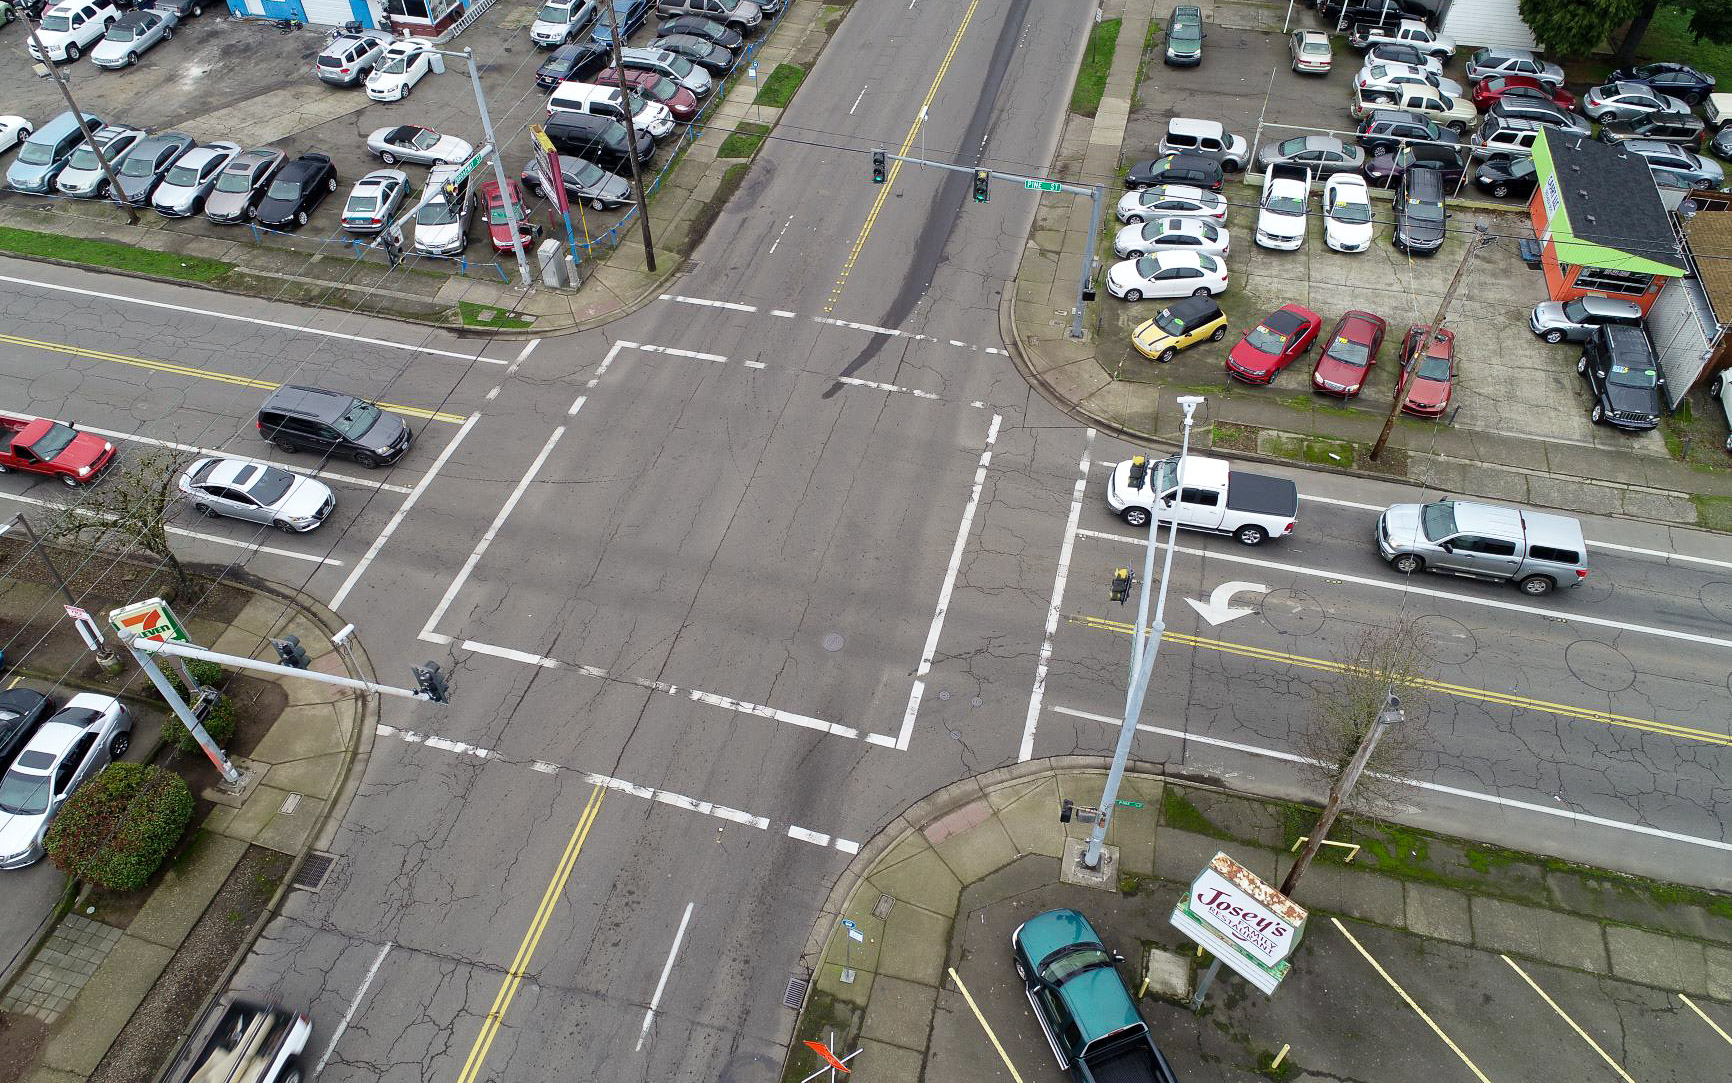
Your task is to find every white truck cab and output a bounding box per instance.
[1106,454,1298,545]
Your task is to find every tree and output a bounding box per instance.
[1685,0,1732,47]
[1282,621,1434,897]
[46,446,191,593]
[1614,0,1663,67]
[1519,0,1642,58]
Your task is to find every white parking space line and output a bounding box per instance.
[0,273,500,363]
[877,413,1002,751]
[636,902,695,1052]
[329,412,479,611]
[1050,703,1732,854]
[0,489,341,566]
[73,424,415,495]
[659,294,758,313]
[313,941,393,1076]
[1022,429,1094,762]
[1075,527,1732,651]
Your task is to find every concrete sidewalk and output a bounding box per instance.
[783,761,1732,1081]
[1003,0,1732,531]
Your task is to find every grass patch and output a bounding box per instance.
[0,225,233,283]
[457,301,535,329]
[1160,787,1221,837]
[1265,433,1357,468]
[1692,492,1732,531]
[718,121,770,159]
[753,63,806,108]
[1070,17,1122,118]
[1211,421,1259,452]
[822,3,846,34]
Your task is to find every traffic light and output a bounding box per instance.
[273,635,310,669]
[413,661,450,704]
[1110,568,1133,605]
[972,169,989,202]
[1127,455,1148,489]
[872,149,886,184]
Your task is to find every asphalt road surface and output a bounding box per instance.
[2,0,1730,1079]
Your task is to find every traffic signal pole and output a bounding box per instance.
[120,633,446,704]
[874,150,1101,339]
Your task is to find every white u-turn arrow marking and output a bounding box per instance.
[1184,581,1269,627]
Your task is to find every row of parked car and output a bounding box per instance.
[18,0,203,66]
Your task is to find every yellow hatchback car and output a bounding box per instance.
[1132,294,1228,362]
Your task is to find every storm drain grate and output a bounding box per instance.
[784,971,811,1010]
[292,852,338,892]
[873,894,894,919]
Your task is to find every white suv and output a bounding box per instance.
[28,0,119,63]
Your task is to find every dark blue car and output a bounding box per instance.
[1611,62,1716,106]
[592,0,650,44]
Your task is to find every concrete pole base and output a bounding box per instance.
[203,757,261,807]
[1059,836,1119,891]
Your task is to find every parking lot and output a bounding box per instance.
[0,5,758,272]
[1096,2,1668,456]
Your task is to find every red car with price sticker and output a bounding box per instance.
[1311,310,1388,398]
[1226,303,1322,384]
[0,413,115,487]
[1399,323,1457,416]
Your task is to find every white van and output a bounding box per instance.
[546,81,675,142]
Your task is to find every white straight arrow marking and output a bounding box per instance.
[1183,581,1268,627]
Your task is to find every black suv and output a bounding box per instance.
[1356,110,1459,155]
[1392,166,1446,255]
[257,386,412,467]
[535,40,611,90]
[1126,152,1223,191]
[1579,325,1666,429]
[544,113,655,173]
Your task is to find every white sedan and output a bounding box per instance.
[0,694,133,869]
[0,116,31,158]
[1106,251,1228,302]
[1115,184,1227,225]
[1322,174,1374,253]
[366,40,438,102]
[1113,215,1229,258]
[367,124,473,167]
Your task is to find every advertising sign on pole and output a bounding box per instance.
[1169,851,1307,995]
[108,598,189,643]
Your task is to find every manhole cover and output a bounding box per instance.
[822,633,845,652]
[950,730,961,740]
[938,690,951,701]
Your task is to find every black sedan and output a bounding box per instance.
[653,33,736,76]
[256,153,338,230]
[1365,143,1464,187]
[535,40,611,90]
[1126,152,1223,191]
[1611,62,1716,106]
[1473,155,1538,199]
[656,15,741,51]
[0,688,53,766]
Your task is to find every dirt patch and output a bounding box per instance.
[0,1011,50,1083]
[87,846,290,1083]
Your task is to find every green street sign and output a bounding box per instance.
[1115,799,1144,808]
[1024,179,1063,193]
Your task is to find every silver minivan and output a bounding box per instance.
[1376,499,1588,596]
[1529,295,1644,344]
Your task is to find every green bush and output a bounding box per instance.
[160,661,236,754]
[45,763,194,892]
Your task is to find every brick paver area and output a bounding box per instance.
[0,915,123,1023]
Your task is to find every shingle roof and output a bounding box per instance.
[1544,132,1687,272]
[1682,208,1732,322]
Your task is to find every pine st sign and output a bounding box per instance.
[109,598,189,644]
[1170,851,1307,995]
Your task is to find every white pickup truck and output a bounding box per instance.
[1106,454,1299,545]
[1350,18,1455,60]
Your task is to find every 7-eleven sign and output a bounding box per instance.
[109,598,189,643]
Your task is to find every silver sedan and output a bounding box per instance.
[1254,134,1366,178]
[176,457,335,532]
[151,141,241,217]
[366,124,474,167]
[90,9,178,70]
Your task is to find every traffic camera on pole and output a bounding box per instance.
[1110,568,1134,605]
[972,169,989,202]
[872,149,886,183]
[413,661,450,704]
[273,635,310,669]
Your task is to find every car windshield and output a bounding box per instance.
[1420,502,1456,541]
[334,400,381,441]
[381,53,410,74]
[637,77,673,102]
[1329,196,1371,223]
[1416,354,1452,380]
[1608,364,1658,388]
[17,141,56,167]
[571,159,605,186]
[107,25,138,42]
[420,193,461,226]
[266,176,305,200]
[1406,198,1444,222]
[1327,337,1371,367]
[1560,300,1589,322]
[1267,193,1305,215]
[411,129,440,150]
[67,142,108,169]
[40,13,70,30]
[1040,944,1115,986]
[668,55,694,77]
[1243,323,1291,354]
[537,2,569,19]
[215,167,255,194]
[120,149,163,176]
[24,423,78,461]
[165,162,201,186]
[1152,307,1191,335]
[0,768,48,816]
[1277,137,1308,155]
[1302,40,1329,55]
[245,467,296,506]
[1170,22,1201,44]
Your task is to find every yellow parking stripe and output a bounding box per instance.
[1680,994,1732,1048]
[0,331,466,424]
[947,967,1026,1083]
[453,783,605,1083]
[1334,919,1494,1083]
[1501,956,1638,1083]
[1070,613,1732,748]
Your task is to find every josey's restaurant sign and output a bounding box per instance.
[1169,852,1307,995]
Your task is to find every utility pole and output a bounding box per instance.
[25,25,135,225]
[0,512,117,669]
[602,0,657,272]
[1280,694,1404,897]
[1371,224,1492,460]
[1082,395,1205,869]
[462,47,533,288]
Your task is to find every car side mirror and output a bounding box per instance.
[1438,541,1453,553]
[1112,951,1126,963]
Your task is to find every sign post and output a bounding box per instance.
[109,599,245,789]
[531,124,580,264]
[1169,851,1307,1007]
[1024,178,1064,193]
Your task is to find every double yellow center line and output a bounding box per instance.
[453,783,606,1083]
[1071,613,1731,747]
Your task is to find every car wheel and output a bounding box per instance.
[1210,326,1226,342]
[353,451,380,468]
[1576,355,1588,375]
[162,25,172,38]
[278,1058,303,1083]
[1157,347,1176,363]
[192,3,202,13]
[0,463,10,474]
[296,209,309,226]
[1519,575,1554,597]
[194,503,220,519]
[1125,213,1144,225]
[1121,506,1152,529]
[61,473,82,488]
[1448,121,1467,134]
[1543,329,1565,344]
[1591,403,1604,424]
[65,43,79,60]
[108,731,130,758]
[275,438,299,453]
[591,196,608,211]
[1724,432,1732,452]
[1392,553,1423,575]
[381,150,397,165]
[326,175,338,192]
[1235,524,1267,546]
[1123,288,1142,302]
[1014,959,1028,980]
[273,518,298,533]
[1124,249,1144,259]
[1192,286,1213,297]
[1491,182,1510,198]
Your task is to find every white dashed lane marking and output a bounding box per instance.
[657,294,1008,355]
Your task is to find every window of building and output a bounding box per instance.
[1574,267,1654,296]
[387,0,431,20]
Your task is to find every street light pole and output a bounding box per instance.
[461,47,534,289]
[25,25,135,225]
[1280,694,1404,897]
[1082,395,1205,869]
[601,0,657,272]
[0,512,117,668]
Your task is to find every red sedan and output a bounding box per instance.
[1226,303,1322,384]
[595,66,699,123]
[478,179,540,255]
[1311,310,1387,397]
[1470,75,1576,111]
[1399,323,1456,416]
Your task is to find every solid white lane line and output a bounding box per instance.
[329,412,479,611]
[0,489,343,565]
[73,423,415,495]
[637,902,696,1052]
[1074,527,1732,651]
[313,941,393,1076]
[462,639,561,667]
[374,724,490,758]
[889,413,1002,750]
[1049,704,1732,854]
[0,273,498,362]
[849,84,869,114]
[660,294,758,313]
[628,341,730,363]
[1022,429,1094,762]
[421,425,565,638]
[813,315,902,337]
